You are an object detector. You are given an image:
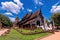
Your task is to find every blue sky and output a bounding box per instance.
[0,0,60,22]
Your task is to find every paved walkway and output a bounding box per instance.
[36,30,60,40]
[0,29,9,36]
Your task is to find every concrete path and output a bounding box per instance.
[36,30,60,40]
[0,29,9,36]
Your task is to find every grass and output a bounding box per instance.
[18,28,43,33]
[0,29,51,40]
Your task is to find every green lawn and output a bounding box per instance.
[0,29,51,40]
[18,28,43,33]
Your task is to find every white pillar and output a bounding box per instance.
[43,19,46,31]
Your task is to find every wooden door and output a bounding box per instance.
[32,24,36,29]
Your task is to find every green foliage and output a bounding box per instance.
[51,13,60,26]
[0,14,12,27]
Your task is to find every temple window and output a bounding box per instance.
[36,21,40,26]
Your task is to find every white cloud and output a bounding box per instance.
[22,7,24,10]
[27,9,32,12]
[5,12,13,16]
[35,6,37,8]
[50,2,60,13]
[34,0,38,4]
[34,0,43,5]
[9,17,15,22]
[39,2,43,5]
[50,6,57,13]
[14,0,23,6]
[1,0,24,14]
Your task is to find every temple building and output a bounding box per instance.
[17,9,45,30]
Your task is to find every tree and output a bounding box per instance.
[51,13,60,26]
[0,14,12,27]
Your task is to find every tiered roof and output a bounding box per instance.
[18,9,44,25]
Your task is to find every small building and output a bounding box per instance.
[18,9,45,30]
[13,16,19,27]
